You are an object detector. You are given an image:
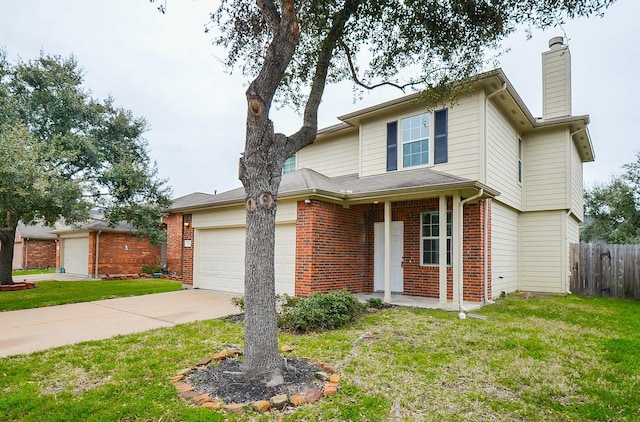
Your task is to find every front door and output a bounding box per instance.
[374,221,404,293]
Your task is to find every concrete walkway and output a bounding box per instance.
[0,289,239,357]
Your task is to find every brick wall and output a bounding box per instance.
[88,232,161,276]
[163,213,184,277]
[295,200,371,296]
[182,214,194,285]
[344,197,490,302]
[21,239,56,269]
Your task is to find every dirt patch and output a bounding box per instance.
[185,358,324,404]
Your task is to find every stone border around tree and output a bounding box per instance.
[170,344,341,415]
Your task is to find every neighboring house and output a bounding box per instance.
[11,222,57,270]
[166,37,593,309]
[53,220,161,278]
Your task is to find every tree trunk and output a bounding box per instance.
[239,93,287,383]
[0,225,17,285]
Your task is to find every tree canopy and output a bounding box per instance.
[582,152,640,244]
[0,51,171,284]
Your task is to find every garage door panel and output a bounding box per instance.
[62,237,89,276]
[196,225,295,295]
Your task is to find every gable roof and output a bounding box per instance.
[319,68,594,162]
[16,222,57,240]
[168,167,499,212]
[52,219,136,235]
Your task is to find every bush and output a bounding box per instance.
[141,264,162,274]
[365,297,384,309]
[278,290,365,333]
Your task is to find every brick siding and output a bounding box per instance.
[297,197,491,302]
[20,239,56,269]
[88,232,161,276]
[295,200,371,296]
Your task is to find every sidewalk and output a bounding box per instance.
[0,289,239,357]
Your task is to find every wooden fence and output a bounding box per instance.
[570,243,640,299]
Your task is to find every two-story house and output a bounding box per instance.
[166,37,593,310]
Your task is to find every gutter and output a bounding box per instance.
[457,188,484,319]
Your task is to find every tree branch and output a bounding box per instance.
[286,1,361,156]
[255,0,280,33]
[339,39,421,92]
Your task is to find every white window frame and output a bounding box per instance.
[400,112,434,169]
[517,138,523,184]
[420,210,452,266]
[283,155,296,174]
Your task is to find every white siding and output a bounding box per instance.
[360,114,389,177]
[522,129,568,211]
[434,92,481,180]
[359,93,481,179]
[518,211,564,293]
[486,100,522,209]
[491,201,519,296]
[542,46,572,119]
[193,200,297,229]
[570,140,584,221]
[297,131,359,176]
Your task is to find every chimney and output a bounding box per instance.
[542,36,572,119]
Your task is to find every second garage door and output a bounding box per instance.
[195,224,295,295]
[62,236,89,276]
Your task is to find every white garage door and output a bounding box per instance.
[195,224,295,295]
[62,236,89,276]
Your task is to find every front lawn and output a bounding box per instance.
[0,279,183,312]
[1,293,638,421]
[11,268,56,276]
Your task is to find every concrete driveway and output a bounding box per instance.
[0,289,239,357]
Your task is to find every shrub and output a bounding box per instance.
[141,264,162,274]
[231,296,245,312]
[278,290,365,333]
[365,297,384,309]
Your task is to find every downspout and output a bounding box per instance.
[458,188,484,319]
[565,209,572,295]
[94,230,101,279]
[483,200,495,305]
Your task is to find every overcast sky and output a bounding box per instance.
[1,0,638,198]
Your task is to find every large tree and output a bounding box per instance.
[164,0,614,384]
[582,152,640,244]
[0,51,171,285]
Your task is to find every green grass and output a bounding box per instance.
[0,279,183,311]
[11,268,56,276]
[1,294,639,421]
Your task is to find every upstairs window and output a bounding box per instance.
[283,155,296,174]
[402,113,430,168]
[518,138,523,183]
[386,109,448,172]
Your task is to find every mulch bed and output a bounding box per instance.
[185,358,324,404]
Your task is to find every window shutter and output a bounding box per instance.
[386,121,398,171]
[434,109,448,164]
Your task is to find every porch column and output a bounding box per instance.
[438,195,448,307]
[452,193,461,309]
[384,200,392,303]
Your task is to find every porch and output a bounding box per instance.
[356,292,485,312]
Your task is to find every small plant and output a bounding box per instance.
[365,297,384,309]
[278,289,365,333]
[230,296,245,312]
[141,264,162,274]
